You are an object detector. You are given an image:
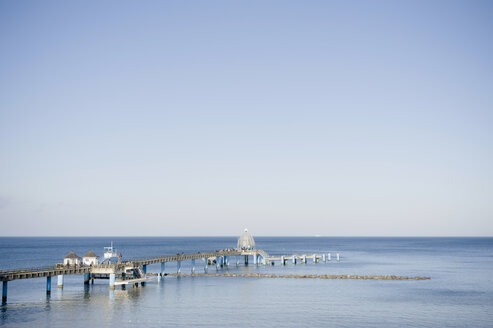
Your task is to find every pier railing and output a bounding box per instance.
[0,265,91,281]
[0,266,58,275]
[123,249,246,266]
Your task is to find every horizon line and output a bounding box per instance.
[0,235,492,238]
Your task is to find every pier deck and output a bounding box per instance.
[0,265,91,281]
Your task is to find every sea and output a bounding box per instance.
[0,237,492,327]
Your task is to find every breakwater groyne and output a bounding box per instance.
[165,273,431,280]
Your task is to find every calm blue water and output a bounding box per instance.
[0,237,492,327]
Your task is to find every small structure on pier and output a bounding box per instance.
[82,250,99,266]
[63,251,81,265]
[103,242,118,263]
[237,229,256,250]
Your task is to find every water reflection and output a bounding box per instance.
[133,285,144,298]
[83,285,90,300]
[44,294,51,309]
[0,304,7,326]
[55,287,63,301]
[1,238,492,327]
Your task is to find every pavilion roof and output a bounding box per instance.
[83,250,99,258]
[64,251,80,259]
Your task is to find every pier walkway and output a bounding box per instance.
[0,265,91,281]
[125,249,244,266]
[3,248,339,303]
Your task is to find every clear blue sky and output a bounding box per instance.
[0,0,492,236]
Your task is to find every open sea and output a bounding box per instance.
[0,237,492,327]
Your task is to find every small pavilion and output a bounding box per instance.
[63,251,81,265]
[82,250,99,266]
[237,228,256,251]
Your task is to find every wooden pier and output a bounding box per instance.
[0,248,339,304]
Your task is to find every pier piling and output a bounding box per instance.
[109,274,115,290]
[46,276,51,295]
[121,272,126,289]
[142,265,147,285]
[191,259,195,274]
[159,262,165,283]
[83,272,90,285]
[58,275,64,288]
[2,281,7,304]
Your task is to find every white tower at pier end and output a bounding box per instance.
[237,228,256,251]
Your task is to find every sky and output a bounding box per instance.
[0,0,492,236]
